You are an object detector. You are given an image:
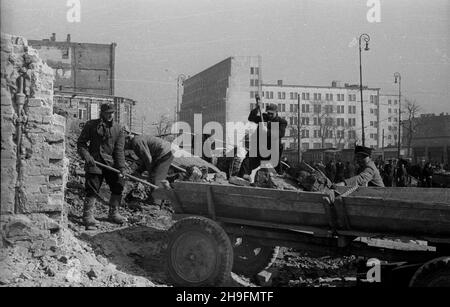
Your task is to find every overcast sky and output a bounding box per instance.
[2,0,449,129]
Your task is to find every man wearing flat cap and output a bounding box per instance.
[77,103,128,229]
[247,101,287,173]
[336,145,384,187]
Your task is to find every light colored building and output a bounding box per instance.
[379,94,401,148]
[180,56,388,152]
[180,56,262,145]
[260,80,381,150]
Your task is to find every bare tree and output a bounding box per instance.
[155,114,173,137]
[402,99,421,157]
[313,105,335,148]
[288,123,300,149]
[333,122,350,149]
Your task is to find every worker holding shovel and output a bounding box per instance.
[77,103,128,229]
[123,127,174,191]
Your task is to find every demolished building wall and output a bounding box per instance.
[1,33,69,246]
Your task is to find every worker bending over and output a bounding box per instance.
[336,145,384,187]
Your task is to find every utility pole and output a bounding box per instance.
[358,33,371,146]
[297,93,301,164]
[394,72,402,159]
[382,129,385,160]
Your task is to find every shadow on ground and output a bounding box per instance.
[77,226,170,285]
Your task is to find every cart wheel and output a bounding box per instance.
[232,236,280,277]
[409,257,450,287]
[166,216,233,287]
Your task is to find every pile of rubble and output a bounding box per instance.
[0,227,158,287]
[270,248,357,287]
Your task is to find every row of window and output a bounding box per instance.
[255,91,374,102]
[388,108,398,114]
[250,67,260,75]
[387,99,398,105]
[286,116,357,127]
[291,129,358,139]
[250,79,259,87]
[249,103,360,115]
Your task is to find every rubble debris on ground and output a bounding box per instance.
[269,248,358,287]
[0,228,157,287]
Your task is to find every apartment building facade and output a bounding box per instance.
[379,94,401,148]
[258,81,381,150]
[180,56,386,152]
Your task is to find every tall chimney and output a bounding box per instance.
[51,33,56,42]
[66,34,71,42]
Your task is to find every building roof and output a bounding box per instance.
[55,91,136,104]
[262,83,380,91]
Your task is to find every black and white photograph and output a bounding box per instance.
[0,0,449,293]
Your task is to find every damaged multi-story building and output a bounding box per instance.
[28,33,137,132]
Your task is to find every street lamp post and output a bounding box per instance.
[394,72,402,159]
[358,33,370,146]
[176,74,187,123]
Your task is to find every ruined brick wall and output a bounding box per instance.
[1,33,69,245]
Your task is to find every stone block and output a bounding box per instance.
[25,107,52,123]
[1,105,14,116]
[0,185,15,214]
[23,175,48,186]
[26,98,43,107]
[44,130,65,144]
[1,148,16,160]
[255,268,279,287]
[44,148,65,159]
[52,114,66,127]
[48,193,64,206]
[0,87,12,106]
[1,169,17,186]
[42,115,52,124]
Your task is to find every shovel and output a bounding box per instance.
[94,161,159,189]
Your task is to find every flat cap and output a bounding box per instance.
[266,103,278,112]
[100,103,115,113]
[354,145,372,157]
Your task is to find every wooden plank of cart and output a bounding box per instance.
[153,182,450,287]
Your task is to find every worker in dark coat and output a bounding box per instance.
[383,160,395,187]
[247,103,287,173]
[325,160,337,183]
[423,162,434,188]
[335,160,345,183]
[124,129,174,189]
[77,103,127,229]
[344,161,356,179]
[336,146,385,187]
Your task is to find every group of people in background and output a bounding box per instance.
[305,157,448,188]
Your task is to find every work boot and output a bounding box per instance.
[108,194,127,225]
[83,196,99,230]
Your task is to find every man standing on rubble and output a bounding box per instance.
[336,146,384,187]
[124,128,174,190]
[247,103,287,173]
[77,103,128,229]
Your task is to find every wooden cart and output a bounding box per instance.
[153,182,450,287]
